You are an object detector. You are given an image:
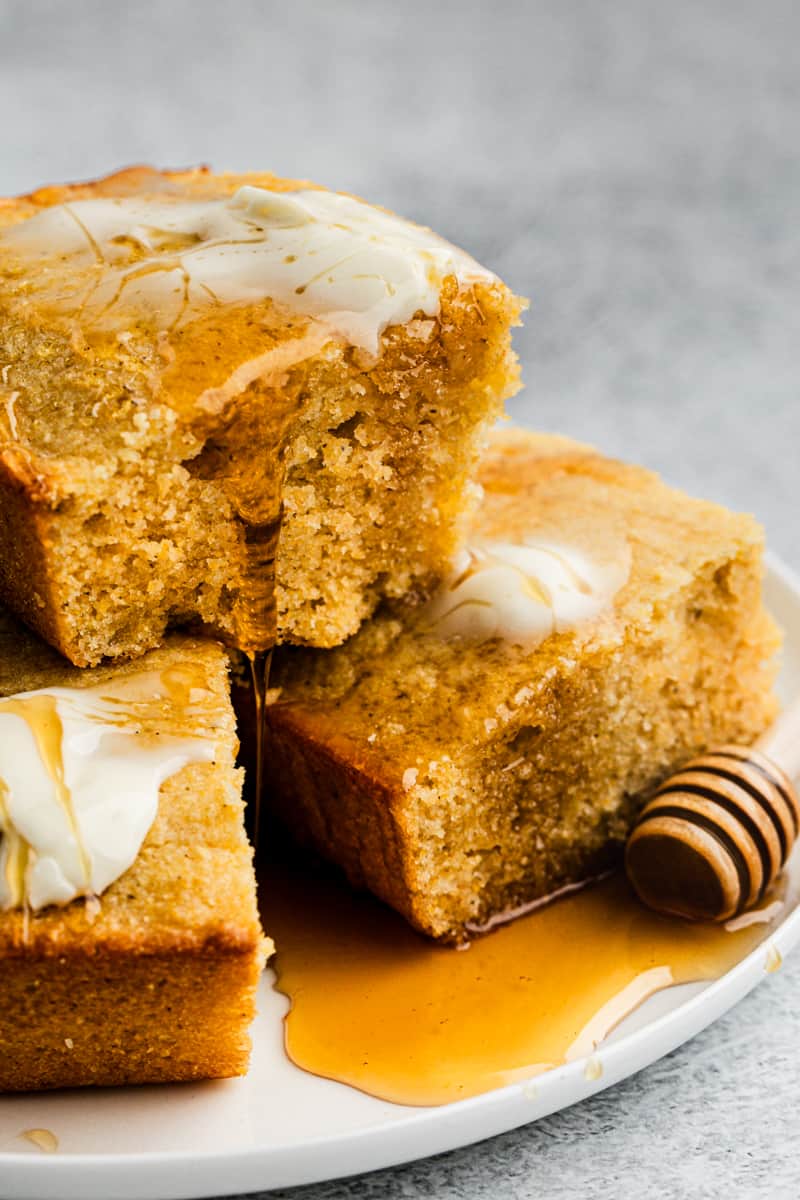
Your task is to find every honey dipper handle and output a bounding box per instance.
[756,695,800,781]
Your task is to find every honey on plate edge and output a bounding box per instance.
[261,851,793,1107]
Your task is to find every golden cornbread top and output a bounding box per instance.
[0,166,517,457]
[270,429,765,766]
[0,165,507,439]
[0,171,495,352]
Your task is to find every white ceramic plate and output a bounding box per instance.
[1,554,799,1200]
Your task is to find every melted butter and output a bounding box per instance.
[263,857,794,1107]
[0,185,495,355]
[421,538,631,643]
[0,666,218,911]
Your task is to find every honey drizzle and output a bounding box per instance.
[0,782,28,909]
[247,648,272,849]
[262,857,795,1107]
[0,694,92,899]
[212,370,304,852]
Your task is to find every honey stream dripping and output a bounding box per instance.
[247,648,272,850]
[215,379,304,851]
[214,395,298,851]
[261,857,794,1107]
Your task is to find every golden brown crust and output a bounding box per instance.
[0,945,261,1091]
[267,698,623,938]
[254,702,414,920]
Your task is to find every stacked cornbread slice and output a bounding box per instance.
[0,167,523,1089]
[265,431,780,941]
[0,608,266,1090]
[0,167,522,665]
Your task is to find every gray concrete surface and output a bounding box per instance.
[1,1,798,1196]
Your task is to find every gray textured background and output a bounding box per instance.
[2,0,799,1196]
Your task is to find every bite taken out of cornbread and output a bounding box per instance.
[0,607,267,1092]
[0,166,523,667]
[264,430,780,942]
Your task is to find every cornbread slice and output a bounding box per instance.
[0,166,522,666]
[264,430,780,941]
[0,608,267,1091]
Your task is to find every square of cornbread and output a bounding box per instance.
[0,609,267,1091]
[0,166,522,666]
[264,430,780,942]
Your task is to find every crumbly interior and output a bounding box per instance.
[0,168,522,666]
[266,431,781,941]
[0,610,267,1090]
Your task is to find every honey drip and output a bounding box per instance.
[224,416,293,851]
[262,856,795,1107]
[0,694,91,905]
[21,1128,59,1154]
[177,334,307,850]
[0,783,28,910]
[247,648,272,849]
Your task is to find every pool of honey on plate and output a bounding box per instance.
[260,850,792,1107]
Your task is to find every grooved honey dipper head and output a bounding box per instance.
[625,746,800,921]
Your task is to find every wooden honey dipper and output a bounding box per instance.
[626,698,800,922]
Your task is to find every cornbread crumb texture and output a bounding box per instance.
[267,430,780,941]
[0,608,268,1091]
[0,166,522,666]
